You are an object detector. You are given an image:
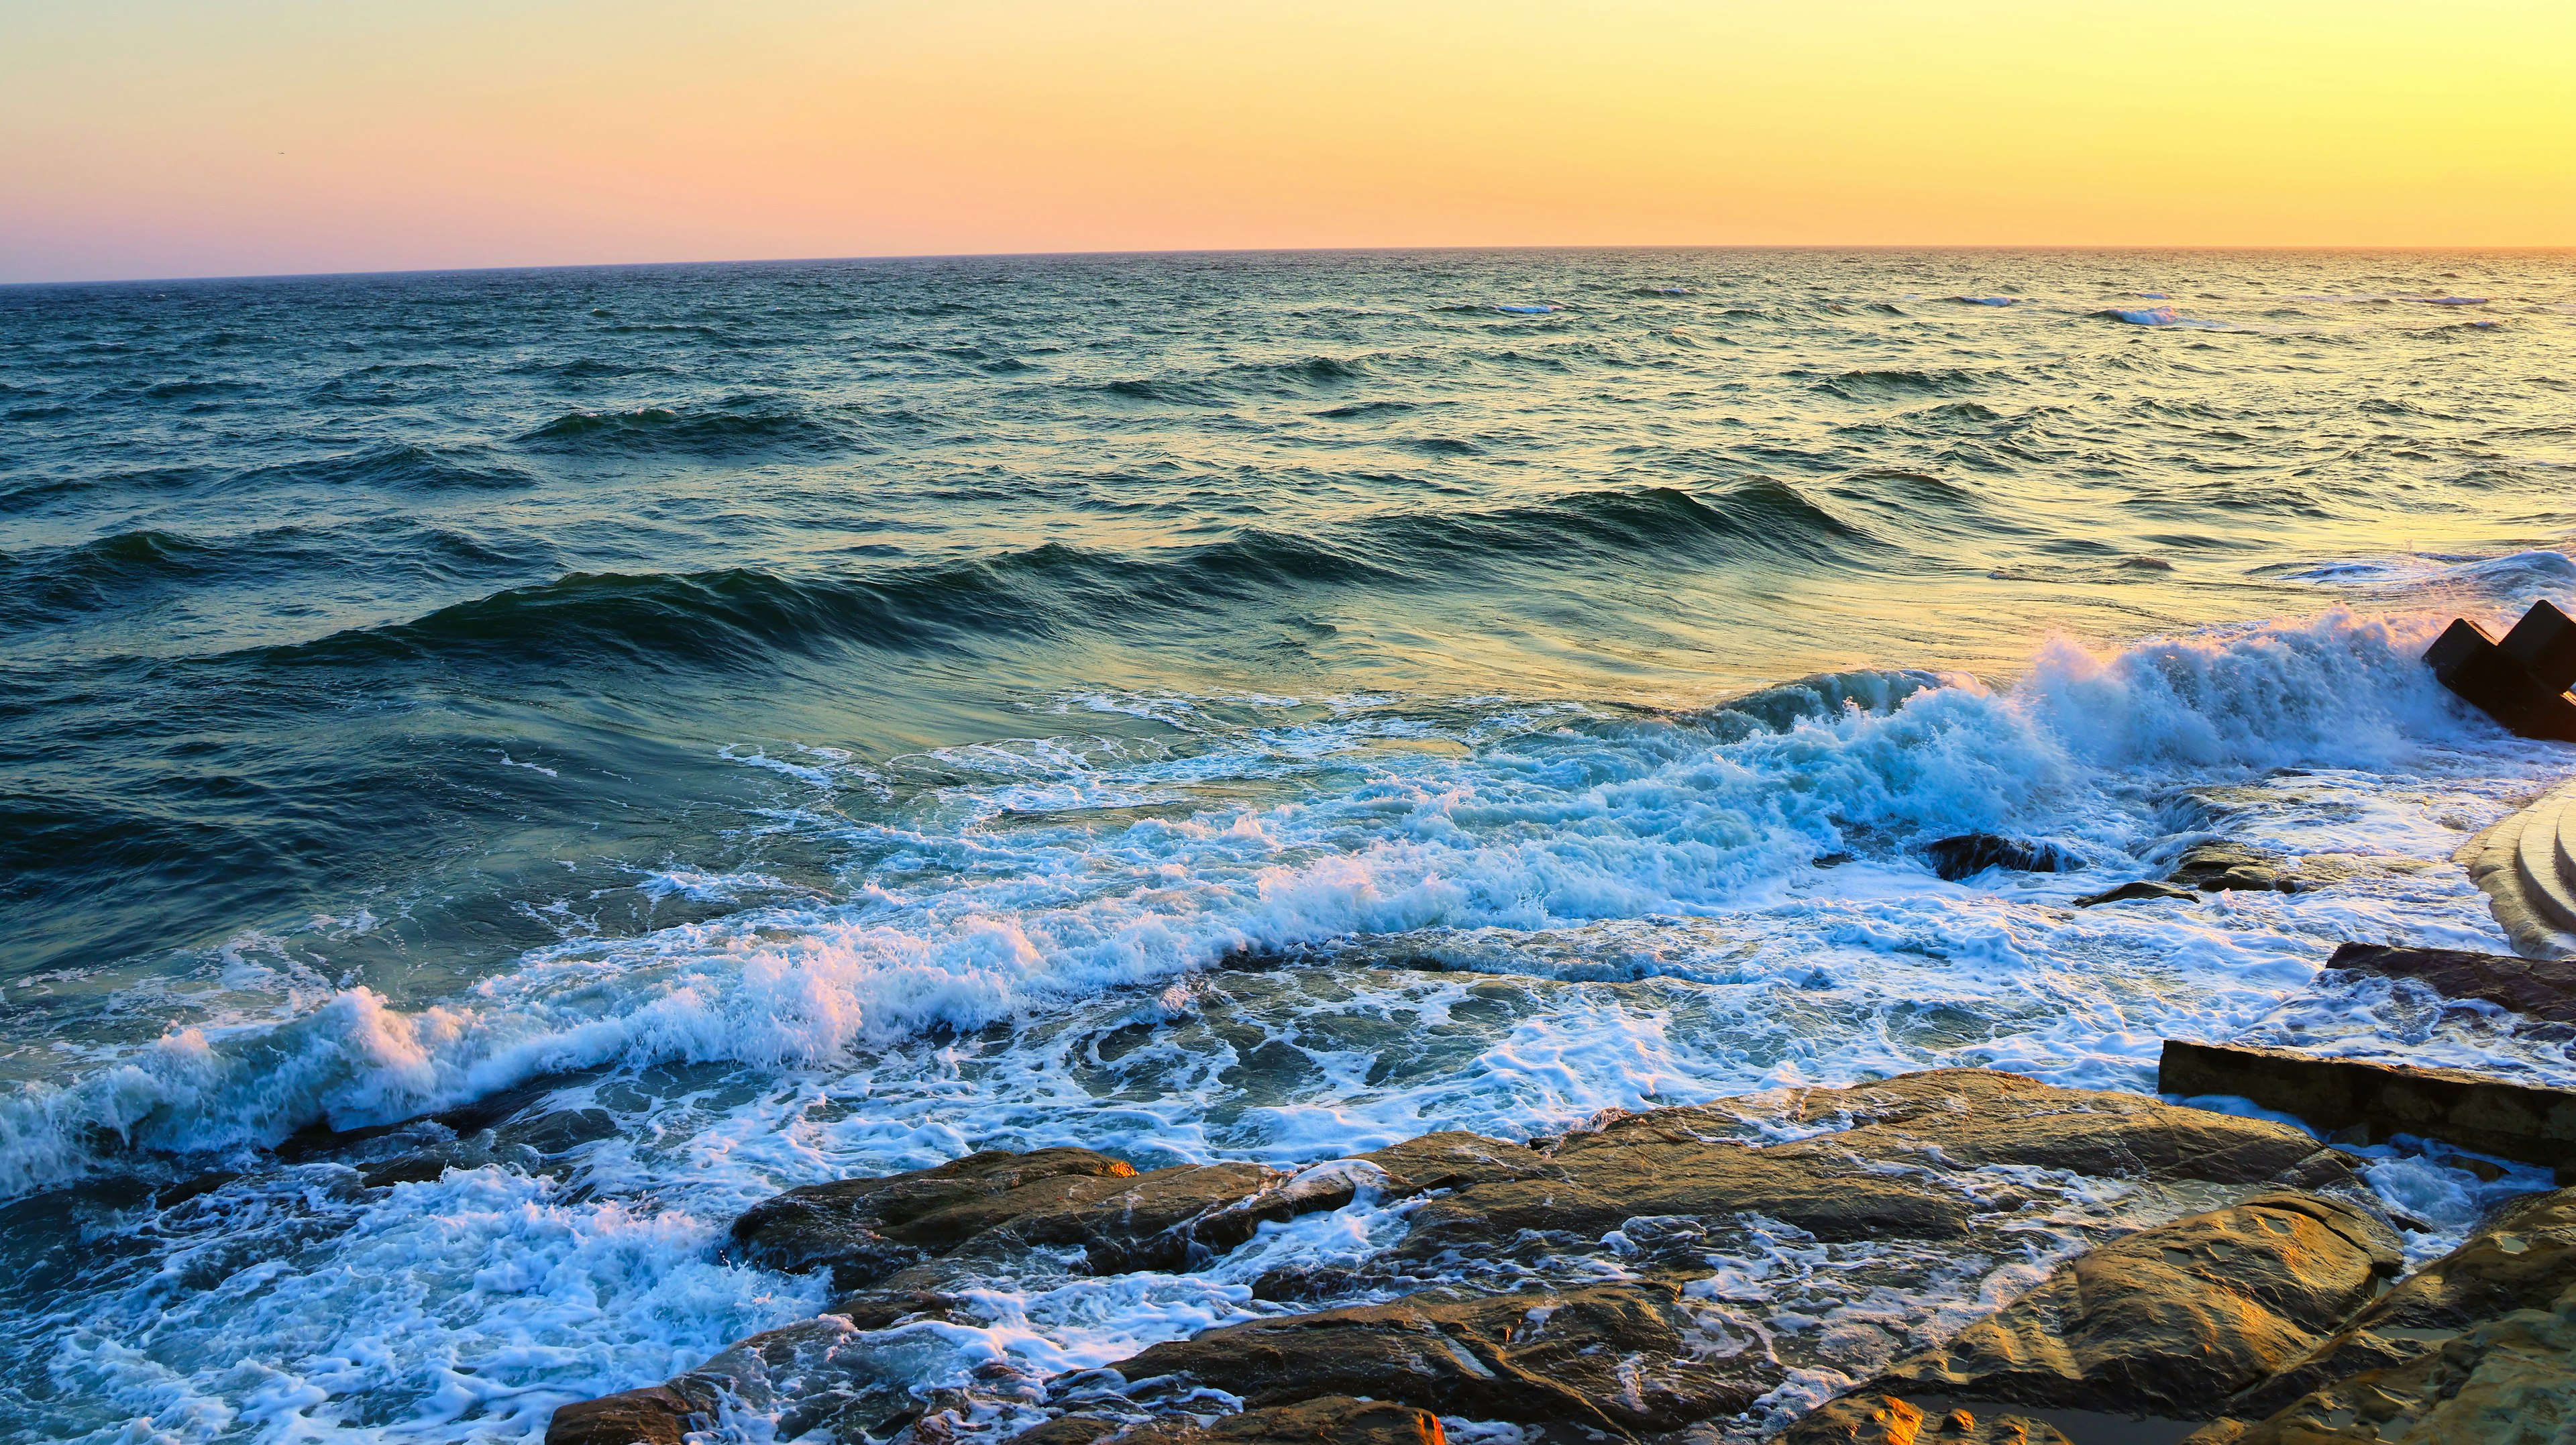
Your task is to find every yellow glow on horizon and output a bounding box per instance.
[2,0,2571,282]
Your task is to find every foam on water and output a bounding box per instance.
[2,606,2540,1206]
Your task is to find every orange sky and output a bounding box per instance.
[3,0,2571,282]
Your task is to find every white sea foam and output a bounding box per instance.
[11,603,2576,1442]
[1,607,2553,1203]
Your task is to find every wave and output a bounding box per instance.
[2098,306,2230,330]
[1819,368,1990,398]
[215,443,540,494]
[248,486,1881,672]
[515,403,851,456]
[0,608,2490,1200]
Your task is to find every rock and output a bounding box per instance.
[545,1383,714,1445]
[1108,1283,1753,1434]
[1109,1398,1446,1445]
[1399,1071,2356,1269]
[1778,1393,2074,1445]
[1924,835,2072,881]
[2327,941,2576,1025]
[1870,1192,2401,1422]
[2224,1187,2576,1419]
[2074,879,2198,908]
[2165,842,2301,894]
[729,1148,1292,1291]
[2426,610,2576,744]
[2222,1302,2576,1444]
[2158,1039,2576,1173]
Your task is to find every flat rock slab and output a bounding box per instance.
[2159,1039,2576,1173]
[1870,1191,2400,1421]
[2328,942,2576,1025]
[1018,1398,1446,1445]
[1110,1283,1752,1434]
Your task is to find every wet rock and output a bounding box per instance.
[1110,1283,1753,1433]
[358,1129,545,1188]
[1778,1393,2072,1445]
[500,1106,623,1156]
[1397,1071,2360,1275]
[545,1383,715,1445]
[2220,1301,2576,1444]
[674,1314,971,1441]
[1114,1398,1446,1445]
[2224,1187,2576,1419]
[2165,842,2300,894]
[1870,1192,2402,1421]
[2074,879,2198,908]
[2326,941,2576,1026]
[1924,835,2074,881]
[733,1148,1295,1292]
[2158,1039,2576,1172]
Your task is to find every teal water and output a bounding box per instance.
[1,250,2572,1442]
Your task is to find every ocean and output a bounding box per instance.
[1,248,2571,1442]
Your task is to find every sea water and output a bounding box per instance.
[1,249,2571,1442]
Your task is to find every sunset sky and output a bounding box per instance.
[3,0,2571,283]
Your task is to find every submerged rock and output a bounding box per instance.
[1923,835,2073,881]
[2158,1039,2576,1171]
[1012,1399,1444,1445]
[1871,1191,2401,1420]
[1110,1283,1752,1433]
[2074,879,2198,908]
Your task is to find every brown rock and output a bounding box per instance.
[1402,1070,2357,1266]
[2223,1301,2576,1444]
[2167,842,2301,894]
[1872,1192,2401,1420]
[729,1148,1293,1291]
[2327,942,2576,1026]
[544,1384,712,1445]
[1778,1393,2074,1444]
[731,1148,1138,1289]
[1115,1398,1446,1445]
[2226,1187,2576,1418]
[1110,1283,1753,1433]
[2157,1039,2576,1171]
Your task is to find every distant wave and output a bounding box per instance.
[2097,306,2229,330]
[250,485,1885,674]
[516,402,854,456]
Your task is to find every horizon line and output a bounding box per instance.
[9,241,2575,290]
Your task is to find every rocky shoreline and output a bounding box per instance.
[543,1046,2576,1445]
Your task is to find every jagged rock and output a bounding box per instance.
[1398,1071,2359,1271]
[2166,841,2301,894]
[1108,1283,1752,1433]
[1870,1192,2402,1421]
[545,1383,714,1445]
[2220,1301,2576,1444]
[2327,942,2576,1026]
[2159,1039,2576,1171]
[1924,835,2072,881]
[1101,1398,1446,1445]
[2224,1187,2576,1420]
[1778,1393,2073,1444]
[729,1147,1289,1291]
[2074,879,2198,908]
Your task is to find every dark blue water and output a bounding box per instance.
[2,250,2571,1442]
